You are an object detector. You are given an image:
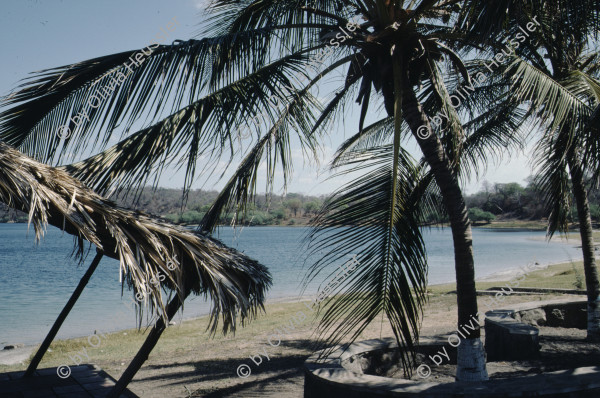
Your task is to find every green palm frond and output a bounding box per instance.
[303,145,431,376]
[458,107,527,181]
[56,53,320,197]
[457,0,538,42]
[566,69,600,103]
[505,56,591,137]
[203,0,358,84]
[463,1,600,241]
[0,33,322,173]
[332,116,395,166]
[198,89,320,232]
[533,132,572,237]
[1,41,213,161]
[458,0,600,45]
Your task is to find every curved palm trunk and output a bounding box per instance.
[567,152,600,341]
[400,79,488,381]
[107,290,189,397]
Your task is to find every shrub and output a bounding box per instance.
[180,210,204,224]
[468,207,496,223]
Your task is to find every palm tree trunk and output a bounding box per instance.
[24,251,104,376]
[106,290,189,398]
[567,152,600,341]
[400,78,488,381]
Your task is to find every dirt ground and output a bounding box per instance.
[2,279,589,398]
[111,293,587,397]
[405,325,600,383]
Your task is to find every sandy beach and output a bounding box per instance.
[0,346,34,366]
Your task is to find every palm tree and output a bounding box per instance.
[0,0,515,380]
[457,0,600,340]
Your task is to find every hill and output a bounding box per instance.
[2,178,600,227]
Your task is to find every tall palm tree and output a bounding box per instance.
[0,0,521,380]
[457,0,600,340]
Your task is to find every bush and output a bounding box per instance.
[469,207,496,224]
[180,210,204,224]
[272,208,286,220]
[163,213,180,223]
[247,211,274,225]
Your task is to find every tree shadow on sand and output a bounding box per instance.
[130,338,316,397]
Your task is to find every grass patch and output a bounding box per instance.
[425,260,588,296]
[0,300,319,374]
[474,220,548,230]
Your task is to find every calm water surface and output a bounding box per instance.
[0,224,581,345]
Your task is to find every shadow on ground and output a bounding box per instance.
[127,338,316,398]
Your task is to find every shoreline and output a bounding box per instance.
[1,256,581,366]
[0,226,587,367]
[0,294,317,366]
[475,256,583,282]
[0,257,591,397]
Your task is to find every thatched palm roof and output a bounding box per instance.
[0,142,271,333]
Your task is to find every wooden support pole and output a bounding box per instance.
[107,290,188,398]
[24,250,104,377]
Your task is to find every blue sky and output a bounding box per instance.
[0,0,532,196]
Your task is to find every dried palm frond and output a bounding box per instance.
[0,142,271,334]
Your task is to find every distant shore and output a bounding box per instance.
[0,218,558,229]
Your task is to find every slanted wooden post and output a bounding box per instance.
[24,250,104,377]
[107,290,189,398]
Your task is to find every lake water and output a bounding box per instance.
[0,224,581,346]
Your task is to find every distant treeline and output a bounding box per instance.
[0,187,325,225]
[113,188,326,226]
[116,180,600,226]
[1,179,599,225]
[464,179,600,224]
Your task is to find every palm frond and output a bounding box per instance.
[198,87,320,232]
[0,142,271,334]
[1,41,211,162]
[332,116,395,166]
[204,0,357,77]
[0,31,321,170]
[457,0,538,42]
[303,145,430,377]
[57,53,320,198]
[533,131,572,237]
[566,69,600,103]
[505,56,591,136]
[459,98,528,181]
